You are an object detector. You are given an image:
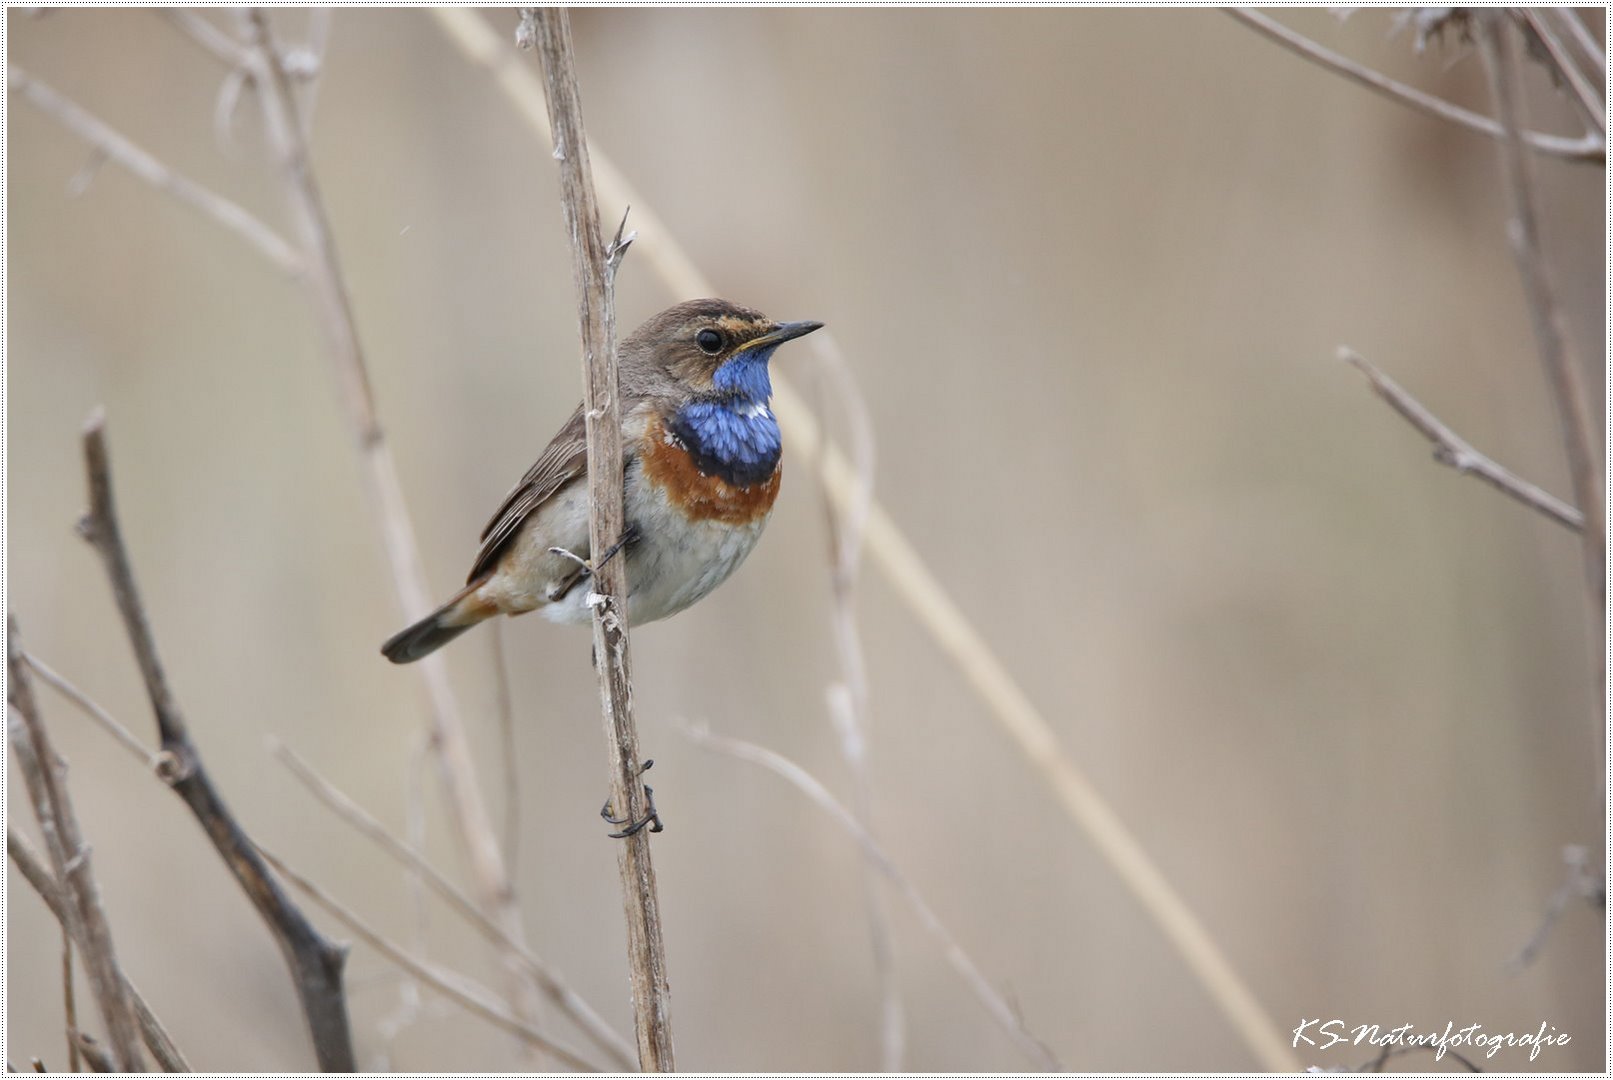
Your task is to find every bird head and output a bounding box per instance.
[628,299,823,405]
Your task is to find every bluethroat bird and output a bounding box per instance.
[381,298,823,663]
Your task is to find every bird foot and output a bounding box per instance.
[601,758,663,838]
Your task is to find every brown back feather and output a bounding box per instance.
[466,404,589,584]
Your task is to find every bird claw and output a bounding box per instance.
[601,758,664,838]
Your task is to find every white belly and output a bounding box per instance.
[536,460,770,626]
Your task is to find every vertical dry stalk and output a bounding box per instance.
[529,9,675,1070]
[76,416,355,1071]
[1478,14,1606,735]
[6,620,145,1071]
[237,8,546,1044]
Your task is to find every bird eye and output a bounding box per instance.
[695,328,723,355]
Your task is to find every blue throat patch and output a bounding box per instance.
[668,347,783,487]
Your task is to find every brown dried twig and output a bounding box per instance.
[254,845,600,1071]
[1227,9,1605,163]
[236,9,546,1042]
[527,8,674,1071]
[273,741,637,1070]
[1339,348,1584,532]
[6,618,145,1071]
[679,720,1062,1070]
[6,830,190,1072]
[74,413,355,1072]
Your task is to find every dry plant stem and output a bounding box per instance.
[70,1033,115,1074]
[237,9,545,1042]
[433,8,1298,1069]
[76,416,355,1072]
[7,67,301,274]
[1226,9,1605,163]
[811,347,902,1070]
[530,10,674,1070]
[1339,349,1586,531]
[62,928,81,1073]
[6,831,190,1072]
[7,619,146,1071]
[163,11,252,71]
[23,651,169,770]
[273,742,637,1070]
[253,846,601,1072]
[1553,10,1606,78]
[1518,10,1606,137]
[1479,17,1607,711]
[489,623,521,876]
[680,722,1061,1069]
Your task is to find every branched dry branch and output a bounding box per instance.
[7,618,146,1071]
[6,830,190,1071]
[235,9,546,1043]
[433,8,1301,1069]
[528,9,673,1071]
[1227,9,1606,163]
[6,67,300,274]
[74,414,354,1072]
[253,846,601,1072]
[679,721,1062,1069]
[273,741,637,1070]
[1339,348,1585,531]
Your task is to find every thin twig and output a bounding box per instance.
[273,741,637,1070]
[7,67,300,274]
[433,9,1302,1069]
[75,414,355,1071]
[529,9,673,1071]
[237,8,546,1042]
[1227,9,1605,163]
[489,622,521,878]
[1339,348,1584,531]
[253,846,601,1072]
[162,10,252,70]
[1518,10,1606,137]
[22,651,171,772]
[679,721,1062,1069]
[7,618,146,1071]
[1551,9,1606,81]
[6,831,190,1071]
[1509,844,1603,971]
[62,928,80,1073]
[1478,14,1606,724]
[810,342,902,1069]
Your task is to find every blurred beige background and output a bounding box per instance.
[6,7,1605,1072]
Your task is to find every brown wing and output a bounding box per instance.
[466,404,588,584]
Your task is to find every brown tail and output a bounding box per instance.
[381,581,495,664]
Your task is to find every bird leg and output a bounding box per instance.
[546,524,639,602]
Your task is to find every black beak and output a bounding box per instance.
[746,320,824,351]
